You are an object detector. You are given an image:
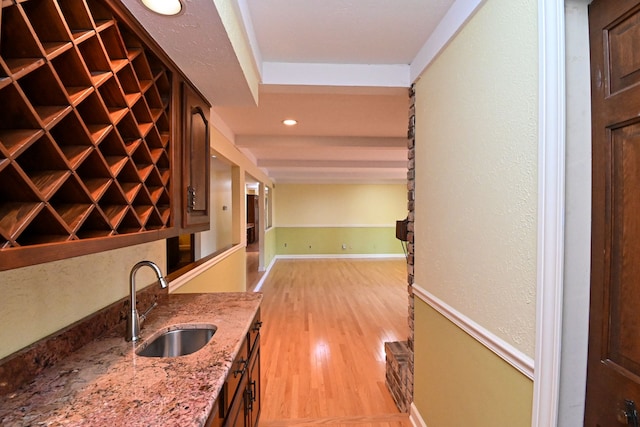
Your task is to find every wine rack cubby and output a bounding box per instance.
[0,0,184,270]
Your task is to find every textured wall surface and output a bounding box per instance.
[413,0,538,356]
[0,241,166,359]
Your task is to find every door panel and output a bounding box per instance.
[609,123,640,377]
[586,1,640,425]
[609,11,640,94]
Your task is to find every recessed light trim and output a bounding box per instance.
[141,0,183,16]
[282,119,298,126]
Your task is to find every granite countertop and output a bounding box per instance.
[0,292,263,427]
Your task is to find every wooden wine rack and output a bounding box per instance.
[0,0,177,269]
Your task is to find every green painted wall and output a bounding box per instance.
[414,299,533,427]
[264,227,277,266]
[276,227,403,255]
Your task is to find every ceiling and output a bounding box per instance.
[120,0,457,184]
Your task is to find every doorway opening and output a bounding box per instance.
[246,176,264,291]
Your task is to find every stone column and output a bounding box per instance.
[406,84,416,405]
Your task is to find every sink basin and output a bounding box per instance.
[136,325,217,358]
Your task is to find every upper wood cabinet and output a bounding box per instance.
[180,82,210,232]
[0,0,210,270]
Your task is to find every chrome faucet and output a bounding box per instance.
[126,261,168,342]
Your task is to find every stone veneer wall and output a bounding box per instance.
[407,84,416,405]
[385,341,410,412]
[384,86,416,412]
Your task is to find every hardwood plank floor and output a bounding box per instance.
[247,249,264,292]
[258,258,411,427]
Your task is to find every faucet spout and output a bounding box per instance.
[126,260,168,342]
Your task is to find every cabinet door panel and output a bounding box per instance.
[247,339,261,427]
[224,372,248,427]
[181,82,210,231]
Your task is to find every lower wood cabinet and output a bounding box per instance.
[225,370,249,427]
[246,336,261,427]
[206,310,261,427]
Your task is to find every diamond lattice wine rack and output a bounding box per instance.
[0,0,178,270]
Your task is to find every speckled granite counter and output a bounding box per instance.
[0,292,262,427]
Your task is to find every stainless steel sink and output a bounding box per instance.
[136,325,217,358]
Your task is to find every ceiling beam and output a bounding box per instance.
[262,62,410,88]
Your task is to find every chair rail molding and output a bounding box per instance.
[412,284,535,379]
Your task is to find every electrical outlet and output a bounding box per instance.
[284,243,287,247]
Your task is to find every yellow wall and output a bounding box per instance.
[414,299,533,427]
[412,0,538,424]
[0,241,165,359]
[214,165,234,249]
[273,183,406,256]
[198,160,234,258]
[172,247,246,293]
[275,183,406,226]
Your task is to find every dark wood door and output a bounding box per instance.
[586,1,640,425]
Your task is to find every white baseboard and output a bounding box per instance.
[410,402,427,427]
[274,253,406,260]
[252,255,277,292]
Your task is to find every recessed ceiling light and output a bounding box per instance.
[141,0,183,16]
[282,119,298,126]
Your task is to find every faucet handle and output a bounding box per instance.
[140,301,158,324]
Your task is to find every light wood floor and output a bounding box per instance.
[258,258,411,427]
[247,250,264,292]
